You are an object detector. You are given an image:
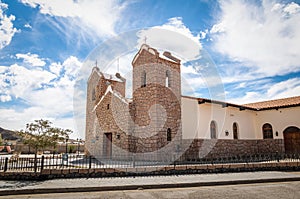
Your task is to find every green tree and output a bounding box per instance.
[18,119,72,172]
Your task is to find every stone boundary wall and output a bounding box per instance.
[181,139,285,160]
[13,144,85,154]
[0,161,299,180]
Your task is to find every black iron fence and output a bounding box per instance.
[0,153,300,173]
[179,153,300,165]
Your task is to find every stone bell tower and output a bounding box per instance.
[130,44,182,153]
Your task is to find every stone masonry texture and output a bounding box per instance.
[85,45,285,160]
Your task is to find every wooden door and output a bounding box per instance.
[104,133,112,158]
[284,127,300,154]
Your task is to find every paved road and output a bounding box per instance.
[1,171,300,197]
[1,181,299,199]
[1,171,300,192]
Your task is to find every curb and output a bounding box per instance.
[1,177,300,196]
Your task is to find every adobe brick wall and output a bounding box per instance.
[181,139,285,160]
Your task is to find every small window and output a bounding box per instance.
[262,123,273,139]
[233,122,238,139]
[167,128,172,141]
[107,104,110,110]
[92,88,96,101]
[166,70,171,87]
[141,71,146,87]
[210,121,217,139]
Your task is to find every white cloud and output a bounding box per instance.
[199,29,208,39]
[137,17,202,61]
[16,53,46,67]
[49,62,62,76]
[227,78,300,104]
[1,64,56,99]
[20,0,127,40]
[210,0,300,76]
[62,56,81,78]
[0,107,78,137]
[266,78,300,98]
[0,94,11,102]
[24,23,32,29]
[283,2,300,15]
[0,1,18,49]
[0,55,83,138]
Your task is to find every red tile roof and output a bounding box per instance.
[244,96,300,110]
[182,95,300,111]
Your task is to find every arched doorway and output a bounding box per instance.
[262,123,273,139]
[283,126,300,154]
[233,122,238,139]
[210,121,217,139]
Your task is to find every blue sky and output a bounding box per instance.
[0,0,300,138]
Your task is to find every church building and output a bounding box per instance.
[85,44,300,160]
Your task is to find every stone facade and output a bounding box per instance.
[131,45,182,153]
[85,44,182,158]
[85,67,102,156]
[181,139,284,160]
[85,44,290,160]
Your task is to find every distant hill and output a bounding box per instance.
[0,127,19,140]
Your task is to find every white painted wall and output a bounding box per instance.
[197,104,256,139]
[181,97,198,139]
[255,106,300,139]
[198,103,227,139]
[181,96,300,140]
[222,107,256,139]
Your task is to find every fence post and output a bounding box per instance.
[89,156,92,169]
[40,156,45,172]
[133,154,136,168]
[173,153,176,169]
[4,157,8,172]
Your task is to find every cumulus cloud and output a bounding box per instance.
[16,53,46,67]
[137,17,202,61]
[0,55,83,137]
[227,78,300,104]
[20,0,127,40]
[210,0,300,76]
[0,1,18,49]
[135,17,220,97]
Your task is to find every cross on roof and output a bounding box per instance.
[144,36,147,44]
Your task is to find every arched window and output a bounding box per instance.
[210,121,217,139]
[92,88,96,101]
[262,123,273,139]
[107,104,110,110]
[166,70,171,87]
[141,71,146,87]
[167,128,172,141]
[233,122,238,139]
